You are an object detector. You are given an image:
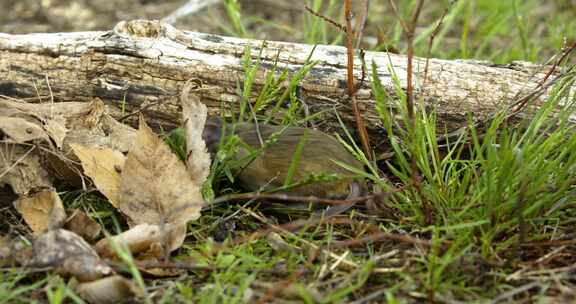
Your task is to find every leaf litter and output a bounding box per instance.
[0,88,210,303]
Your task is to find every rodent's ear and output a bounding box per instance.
[202,116,222,152]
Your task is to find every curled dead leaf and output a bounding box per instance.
[33,229,113,282]
[94,223,186,259]
[0,99,69,149]
[0,117,49,143]
[180,88,211,187]
[75,275,144,304]
[0,98,136,188]
[70,144,125,207]
[14,189,66,236]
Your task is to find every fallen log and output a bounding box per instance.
[0,20,568,133]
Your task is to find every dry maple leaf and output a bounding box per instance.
[70,144,125,207]
[0,99,68,149]
[119,116,204,227]
[0,117,49,143]
[13,188,67,236]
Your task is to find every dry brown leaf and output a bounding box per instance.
[75,275,144,304]
[64,100,136,153]
[0,99,68,149]
[0,99,98,124]
[65,209,102,242]
[0,117,49,143]
[181,88,211,187]
[70,144,125,207]
[0,144,51,195]
[44,114,68,149]
[118,117,203,228]
[94,223,186,258]
[33,229,113,281]
[14,188,66,236]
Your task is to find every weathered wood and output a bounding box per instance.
[0,20,566,133]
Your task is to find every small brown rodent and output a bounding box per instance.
[203,117,364,215]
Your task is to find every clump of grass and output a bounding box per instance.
[371,53,576,298]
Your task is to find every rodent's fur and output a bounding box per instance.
[202,117,364,199]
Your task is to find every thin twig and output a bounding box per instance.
[304,5,346,32]
[359,49,367,89]
[405,0,425,124]
[538,40,576,88]
[509,42,576,116]
[236,207,360,269]
[331,230,440,248]
[354,0,370,49]
[388,0,408,31]
[345,0,373,161]
[0,145,36,180]
[118,99,164,122]
[508,65,576,118]
[423,2,452,87]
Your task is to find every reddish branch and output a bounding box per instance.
[303,3,373,160]
[405,0,425,168]
[423,3,452,86]
[304,5,346,33]
[539,40,576,88]
[344,0,373,161]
